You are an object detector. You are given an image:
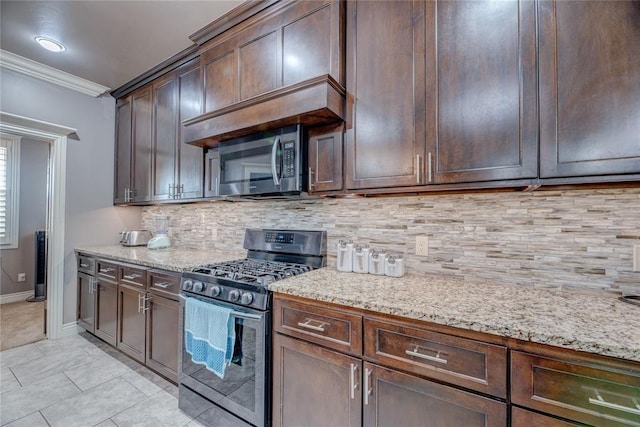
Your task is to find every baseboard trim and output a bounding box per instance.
[0,291,34,305]
[60,321,82,338]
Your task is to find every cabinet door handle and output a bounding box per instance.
[143,295,151,312]
[349,363,359,400]
[80,262,89,268]
[297,318,328,332]
[123,273,142,280]
[427,152,433,183]
[101,267,115,273]
[405,345,448,364]
[364,367,372,405]
[179,184,184,198]
[588,392,640,416]
[308,167,315,189]
[416,155,422,184]
[154,281,171,289]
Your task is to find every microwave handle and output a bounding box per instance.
[271,135,281,186]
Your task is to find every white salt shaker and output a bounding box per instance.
[352,245,370,274]
[384,254,405,278]
[336,240,354,272]
[369,249,386,275]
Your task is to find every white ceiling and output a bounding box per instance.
[0,0,245,92]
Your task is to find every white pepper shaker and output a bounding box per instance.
[336,240,354,272]
[369,249,386,275]
[352,245,370,274]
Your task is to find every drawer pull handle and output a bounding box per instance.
[405,345,448,365]
[297,318,328,332]
[349,363,358,400]
[80,263,89,268]
[588,393,640,416]
[154,281,171,289]
[101,267,115,273]
[364,367,372,406]
[124,273,142,280]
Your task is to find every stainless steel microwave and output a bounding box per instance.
[205,125,305,197]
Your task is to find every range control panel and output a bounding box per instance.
[265,232,294,244]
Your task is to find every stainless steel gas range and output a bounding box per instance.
[178,229,326,427]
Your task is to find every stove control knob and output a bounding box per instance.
[182,280,193,291]
[210,285,221,297]
[193,281,205,292]
[228,290,240,302]
[240,292,254,305]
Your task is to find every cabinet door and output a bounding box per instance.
[511,407,581,427]
[177,59,204,199]
[114,97,132,204]
[539,0,640,178]
[77,272,95,333]
[430,0,537,183]
[272,333,362,427]
[145,293,179,383]
[363,362,507,427]
[151,74,178,201]
[117,284,146,363]
[131,86,153,202]
[345,0,426,190]
[308,124,343,193]
[94,278,118,347]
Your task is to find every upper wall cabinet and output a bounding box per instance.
[183,0,346,147]
[539,0,640,179]
[150,59,204,201]
[114,85,153,204]
[429,0,538,184]
[345,0,427,190]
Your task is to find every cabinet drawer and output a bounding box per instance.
[511,407,580,427]
[119,264,147,288]
[96,260,118,280]
[511,351,640,427]
[274,297,363,356]
[78,254,95,275]
[364,318,507,398]
[147,269,180,299]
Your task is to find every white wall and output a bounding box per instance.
[0,138,48,295]
[0,68,142,323]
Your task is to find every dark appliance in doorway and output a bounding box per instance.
[179,229,326,427]
[26,230,47,303]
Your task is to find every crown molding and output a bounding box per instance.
[0,49,111,97]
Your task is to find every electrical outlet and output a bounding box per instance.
[415,236,429,257]
[18,273,26,282]
[634,245,640,272]
[211,228,218,241]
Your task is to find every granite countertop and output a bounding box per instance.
[75,245,246,272]
[269,268,640,363]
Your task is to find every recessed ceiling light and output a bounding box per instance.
[34,36,66,53]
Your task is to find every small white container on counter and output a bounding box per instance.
[352,245,370,274]
[337,240,354,272]
[368,249,386,275]
[384,254,405,278]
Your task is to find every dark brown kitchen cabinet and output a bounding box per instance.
[114,85,153,204]
[117,283,146,363]
[94,276,118,347]
[429,0,538,184]
[151,58,203,201]
[511,407,581,427]
[77,272,95,333]
[272,333,362,427]
[308,124,344,193]
[145,269,180,383]
[363,362,506,427]
[511,350,640,427]
[539,0,640,179]
[345,0,426,190]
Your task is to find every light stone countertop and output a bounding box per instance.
[269,268,640,363]
[75,245,246,272]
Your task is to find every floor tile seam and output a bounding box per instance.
[13,356,97,388]
[93,379,151,426]
[120,373,166,398]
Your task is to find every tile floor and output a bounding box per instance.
[0,332,204,427]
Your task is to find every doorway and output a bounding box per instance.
[0,111,76,341]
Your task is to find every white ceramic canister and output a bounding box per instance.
[384,254,405,278]
[337,240,354,272]
[368,249,386,275]
[352,245,370,274]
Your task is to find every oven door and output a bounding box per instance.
[178,294,269,427]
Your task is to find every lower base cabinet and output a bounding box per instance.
[146,292,179,382]
[117,284,146,363]
[511,407,580,427]
[94,279,118,347]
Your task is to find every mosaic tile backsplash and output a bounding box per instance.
[142,187,640,294]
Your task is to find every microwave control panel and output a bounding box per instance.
[283,140,296,178]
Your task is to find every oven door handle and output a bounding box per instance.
[180,294,263,321]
